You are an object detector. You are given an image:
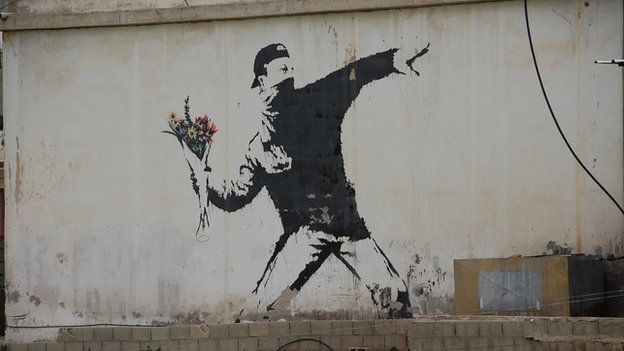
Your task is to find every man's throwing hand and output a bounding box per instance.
[405,43,430,76]
[394,43,430,76]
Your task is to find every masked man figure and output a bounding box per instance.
[183,42,429,318]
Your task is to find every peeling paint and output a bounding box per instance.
[544,241,572,255]
[29,295,41,306]
[7,290,21,303]
[56,253,69,264]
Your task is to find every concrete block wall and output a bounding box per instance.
[6,318,624,351]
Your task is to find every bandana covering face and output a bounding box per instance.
[259,77,294,118]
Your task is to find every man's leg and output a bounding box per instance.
[335,236,412,318]
[253,228,335,314]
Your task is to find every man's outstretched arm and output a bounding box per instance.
[306,44,430,117]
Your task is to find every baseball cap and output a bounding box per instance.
[251,43,290,88]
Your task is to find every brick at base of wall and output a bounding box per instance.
[6,318,624,351]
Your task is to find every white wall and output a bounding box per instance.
[3,0,623,342]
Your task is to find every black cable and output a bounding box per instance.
[524,0,624,216]
[0,0,19,11]
[275,338,335,351]
[6,323,159,329]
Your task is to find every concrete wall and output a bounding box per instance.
[3,0,623,342]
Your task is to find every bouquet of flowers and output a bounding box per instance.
[166,96,218,159]
[165,96,218,242]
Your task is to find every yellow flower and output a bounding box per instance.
[168,112,182,127]
[188,126,198,139]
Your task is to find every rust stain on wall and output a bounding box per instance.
[14,137,23,208]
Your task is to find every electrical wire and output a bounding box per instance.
[6,283,624,329]
[524,0,624,216]
[275,338,334,351]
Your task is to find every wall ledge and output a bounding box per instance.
[0,0,509,32]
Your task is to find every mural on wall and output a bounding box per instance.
[166,42,430,318]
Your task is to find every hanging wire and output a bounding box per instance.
[524,0,624,215]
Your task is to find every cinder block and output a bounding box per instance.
[58,329,77,342]
[466,337,490,350]
[421,338,443,351]
[598,320,624,335]
[352,321,375,336]
[102,342,121,351]
[210,324,229,340]
[238,338,258,351]
[407,338,424,351]
[374,320,396,335]
[430,322,454,337]
[159,341,181,351]
[171,326,191,340]
[524,319,548,338]
[309,321,331,336]
[151,328,171,341]
[179,340,199,351]
[557,342,574,351]
[190,325,211,339]
[491,336,514,348]
[217,339,238,351]
[547,320,573,336]
[46,343,64,351]
[27,343,46,351]
[512,338,532,351]
[572,321,598,336]
[331,321,352,336]
[443,337,467,350]
[360,335,386,351]
[120,342,140,351]
[64,342,84,351]
[318,336,340,351]
[10,344,28,351]
[60,328,94,342]
[297,339,320,351]
[257,337,278,351]
[229,324,249,338]
[455,322,478,337]
[131,328,151,341]
[94,329,114,341]
[584,341,609,351]
[277,336,299,351]
[395,320,410,334]
[113,328,132,341]
[341,336,363,349]
[502,322,524,337]
[139,341,159,351]
[76,329,96,342]
[384,335,407,351]
[409,323,428,338]
[289,322,310,336]
[198,341,218,351]
[249,323,269,338]
[268,322,289,337]
[479,322,503,336]
[82,342,101,351]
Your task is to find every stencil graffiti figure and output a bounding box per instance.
[176,42,430,318]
